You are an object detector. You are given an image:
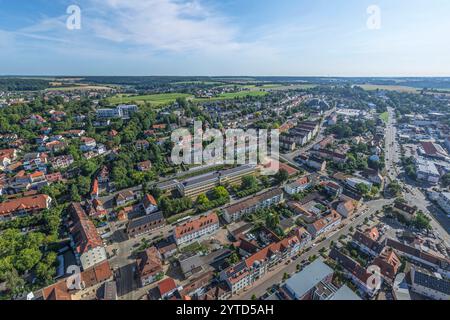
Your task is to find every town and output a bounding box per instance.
[0,76,449,301]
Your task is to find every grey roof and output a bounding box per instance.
[285,259,333,299]
[128,212,164,229]
[329,285,361,300]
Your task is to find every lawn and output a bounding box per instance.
[107,93,192,106]
[380,112,389,123]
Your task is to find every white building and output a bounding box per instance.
[174,212,220,246]
[416,158,440,185]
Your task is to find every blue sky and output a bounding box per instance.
[0,0,449,76]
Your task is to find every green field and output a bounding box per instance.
[359,84,419,93]
[108,93,192,106]
[380,112,389,123]
[192,90,268,102]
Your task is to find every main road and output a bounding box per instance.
[384,107,449,245]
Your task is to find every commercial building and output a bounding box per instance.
[415,157,440,185]
[410,265,450,300]
[177,165,256,199]
[96,104,138,120]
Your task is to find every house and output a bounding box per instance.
[0,194,52,221]
[307,156,327,172]
[135,140,150,150]
[155,238,178,261]
[127,212,166,238]
[137,160,152,172]
[322,181,343,198]
[363,168,384,185]
[157,278,180,299]
[284,176,311,195]
[80,137,97,152]
[136,247,164,287]
[174,212,220,246]
[372,247,401,284]
[69,203,107,270]
[142,194,158,214]
[50,155,74,169]
[351,228,384,257]
[115,190,135,206]
[393,202,418,222]
[90,179,99,200]
[97,166,109,184]
[181,271,215,299]
[336,200,356,218]
[38,261,112,300]
[306,211,341,238]
[222,188,284,223]
[294,227,312,249]
[86,199,107,218]
[311,148,347,164]
[329,248,381,298]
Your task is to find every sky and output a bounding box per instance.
[0,0,450,76]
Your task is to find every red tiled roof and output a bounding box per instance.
[158,277,177,296]
[0,194,51,216]
[143,194,157,207]
[174,212,219,239]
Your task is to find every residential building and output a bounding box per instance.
[115,190,135,206]
[410,265,450,300]
[306,211,342,238]
[352,228,385,257]
[127,212,166,238]
[284,176,311,195]
[415,157,440,185]
[329,248,380,298]
[158,278,180,299]
[220,235,300,295]
[142,194,158,214]
[0,194,52,221]
[69,203,107,270]
[136,247,164,286]
[393,202,418,222]
[137,160,152,172]
[336,200,356,218]
[436,192,450,215]
[373,247,401,284]
[222,188,284,223]
[174,212,220,246]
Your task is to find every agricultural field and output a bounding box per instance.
[358,84,420,93]
[192,90,269,102]
[108,93,192,106]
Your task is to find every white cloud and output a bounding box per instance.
[88,0,241,52]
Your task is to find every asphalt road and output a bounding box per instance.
[384,107,449,245]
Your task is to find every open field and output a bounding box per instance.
[380,112,389,123]
[358,84,420,93]
[108,93,192,106]
[46,84,115,91]
[192,90,268,102]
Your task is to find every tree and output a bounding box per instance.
[413,212,431,230]
[282,272,290,281]
[197,194,210,206]
[14,248,42,273]
[241,175,258,190]
[356,183,370,196]
[251,294,257,300]
[226,253,240,265]
[275,169,289,184]
[4,268,25,297]
[212,186,229,200]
